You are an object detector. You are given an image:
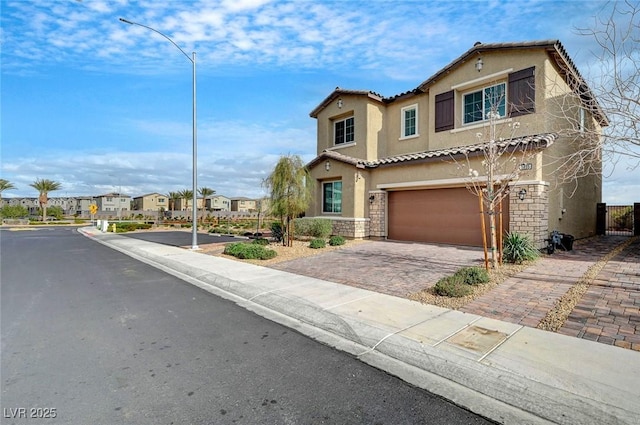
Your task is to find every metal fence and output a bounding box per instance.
[597,204,636,236]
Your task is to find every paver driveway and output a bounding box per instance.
[271,241,485,298]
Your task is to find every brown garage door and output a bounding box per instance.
[388,187,509,246]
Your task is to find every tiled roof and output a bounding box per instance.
[308,133,556,169]
[309,88,384,118]
[309,40,607,126]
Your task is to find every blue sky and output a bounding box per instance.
[1,0,638,203]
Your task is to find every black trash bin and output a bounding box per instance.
[560,234,574,251]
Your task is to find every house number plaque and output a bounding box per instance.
[519,163,533,171]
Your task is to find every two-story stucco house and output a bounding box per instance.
[305,40,607,247]
[132,193,168,211]
[231,197,259,213]
[95,193,131,216]
[206,195,231,211]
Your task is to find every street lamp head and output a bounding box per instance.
[119,17,134,25]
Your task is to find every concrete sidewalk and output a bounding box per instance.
[79,227,640,425]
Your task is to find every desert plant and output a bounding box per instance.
[454,266,490,285]
[293,218,333,238]
[433,275,472,297]
[503,232,539,263]
[309,238,326,249]
[310,219,332,238]
[223,242,277,260]
[252,238,270,246]
[329,235,346,246]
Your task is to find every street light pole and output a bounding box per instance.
[119,18,199,250]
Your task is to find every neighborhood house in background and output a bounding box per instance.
[305,40,606,248]
[0,193,267,218]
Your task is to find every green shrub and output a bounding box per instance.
[223,242,277,260]
[223,242,245,257]
[503,232,539,263]
[252,238,269,246]
[309,238,326,249]
[329,235,346,246]
[293,218,311,237]
[110,222,153,233]
[294,218,333,238]
[454,266,489,285]
[0,205,29,219]
[310,219,332,238]
[433,275,472,297]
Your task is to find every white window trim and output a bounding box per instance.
[400,104,419,140]
[333,116,355,146]
[461,82,507,126]
[322,180,342,214]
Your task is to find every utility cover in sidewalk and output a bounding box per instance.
[447,326,507,354]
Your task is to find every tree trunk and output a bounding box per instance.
[39,193,47,222]
[488,200,498,269]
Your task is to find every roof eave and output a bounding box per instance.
[309,88,384,118]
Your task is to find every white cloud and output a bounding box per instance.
[2,0,637,206]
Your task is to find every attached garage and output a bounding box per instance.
[387,187,509,247]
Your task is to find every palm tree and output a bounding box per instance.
[198,187,215,218]
[29,178,62,221]
[178,189,194,211]
[167,191,181,212]
[263,155,312,246]
[0,179,16,201]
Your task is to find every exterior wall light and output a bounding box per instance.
[325,161,331,171]
[337,99,343,108]
[369,195,375,204]
[475,57,483,72]
[518,188,527,201]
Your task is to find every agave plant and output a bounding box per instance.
[503,232,540,264]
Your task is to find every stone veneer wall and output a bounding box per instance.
[368,190,386,238]
[330,217,370,239]
[509,183,549,248]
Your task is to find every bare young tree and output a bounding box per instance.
[546,1,639,188]
[583,1,639,160]
[454,109,538,269]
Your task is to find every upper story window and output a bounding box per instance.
[334,116,354,145]
[463,83,506,124]
[401,105,418,138]
[435,66,535,132]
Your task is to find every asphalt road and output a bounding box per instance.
[120,230,242,246]
[1,227,493,425]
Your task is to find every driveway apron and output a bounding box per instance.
[271,241,485,298]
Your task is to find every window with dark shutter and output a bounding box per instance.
[435,90,454,132]
[508,66,535,117]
